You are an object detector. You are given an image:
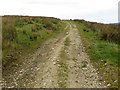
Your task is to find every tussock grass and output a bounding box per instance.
[64,37,71,46]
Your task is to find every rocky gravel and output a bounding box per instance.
[2,22,106,88]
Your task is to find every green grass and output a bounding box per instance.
[58,44,69,88]
[2,16,66,68]
[58,58,68,88]
[74,21,119,88]
[57,34,72,87]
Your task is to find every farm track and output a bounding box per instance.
[2,22,105,88]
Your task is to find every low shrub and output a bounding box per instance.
[74,19,119,44]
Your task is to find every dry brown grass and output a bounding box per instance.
[74,19,119,44]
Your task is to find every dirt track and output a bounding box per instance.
[3,22,106,88]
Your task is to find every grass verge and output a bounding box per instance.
[74,21,119,88]
[2,16,67,77]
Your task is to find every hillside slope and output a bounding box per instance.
[2,17,118,88]
[2,21,106,88]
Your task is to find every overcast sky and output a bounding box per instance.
[0,0,119,23]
